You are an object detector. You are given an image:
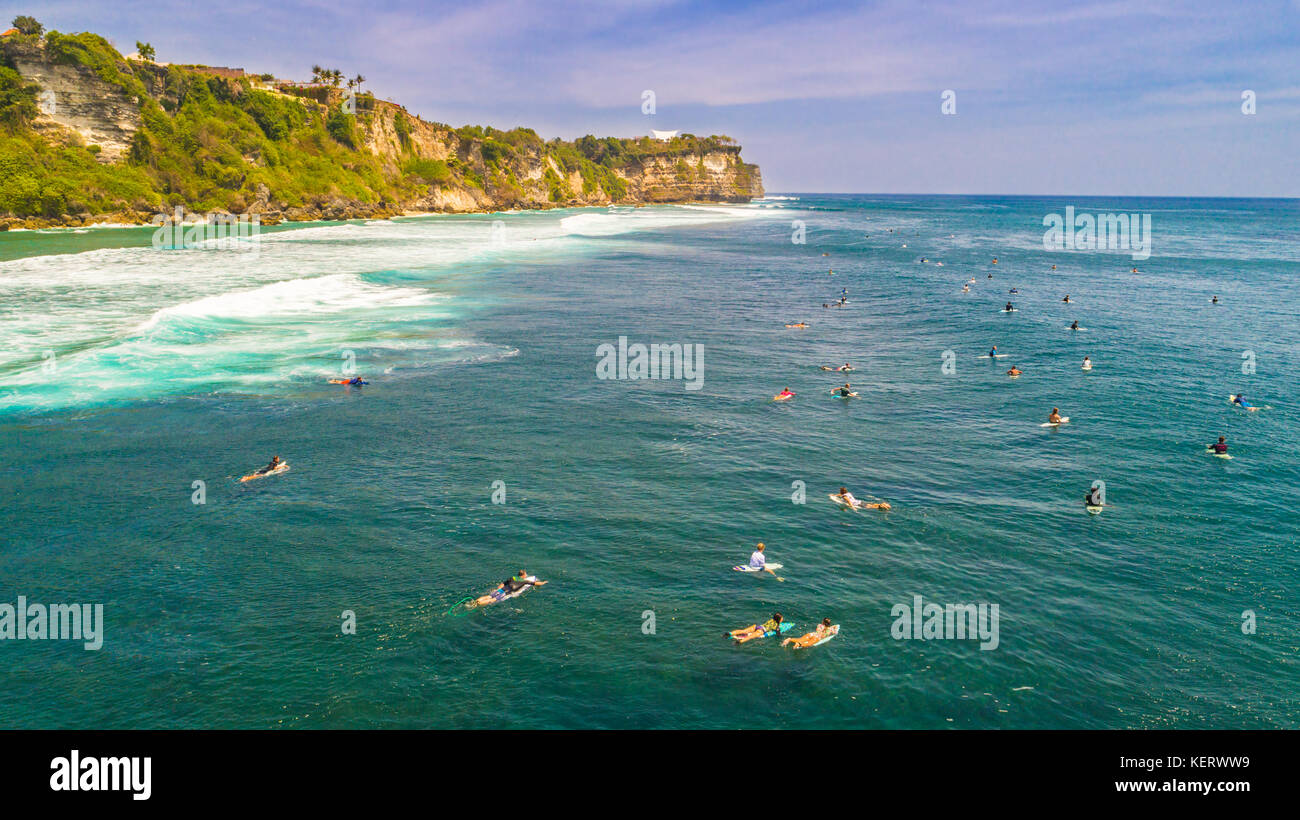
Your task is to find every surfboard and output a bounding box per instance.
[773,393,794,402]
[1040,417,1070,427]
[1086,505,1104,515]
[1205,449,1233,460]
[977,354,1009,359]
[1001,308,1018,313]
[240,463,290,482]
[733,563,784,573]
[829,493,887,511]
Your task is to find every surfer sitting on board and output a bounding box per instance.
[1004,302,1014,311]
[729,613,783,644]
[1069,320,1079,330]
[1048,408,1063,424]
[746,543,770,571]
[987,346,998,358]
[474,570,547,606]
[1209,436,1228,454]
[1085,486,1103,507]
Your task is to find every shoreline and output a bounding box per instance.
[0,197,759,235]
[0,196,761,233]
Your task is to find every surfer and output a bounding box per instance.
[1211,295,1219,304]
[1232,394,1259,411]
[729,613,784,644]
[1004,302,1014,311]
[1048,407,1063,424]
[987,345,999,358]
[1085,485,1104,507]
[258,455,282,475]
[746,543,769,570]
[1062,295,1071,303]
[329,376,367,385]
[833,487,890,510]
[782,618,836,648]
[1082,356,1092,370]
[1208,436,1228,454]
[1006,365,1022,377]
[833,383,854,397]
[774,388,795,401]
[473,570,547,606]
[1069,320,1080,330]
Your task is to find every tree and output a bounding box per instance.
[135,41,155,61]
[330,69,343,87]
[352,74,365,93]
[11,15,43,36]
[310,64,323,83]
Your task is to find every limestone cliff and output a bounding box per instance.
[0,32,763,228]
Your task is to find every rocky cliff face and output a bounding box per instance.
[1,35,763,227]
[4,39,139,164]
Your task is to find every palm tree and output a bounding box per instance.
[310,64,323,84]
[331,69,344,87]
[353,74,365,94]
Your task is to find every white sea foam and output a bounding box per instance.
[0,205,735,411]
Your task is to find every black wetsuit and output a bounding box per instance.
[503,576,536,593]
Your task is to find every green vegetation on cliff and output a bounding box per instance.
[0,26,760,224]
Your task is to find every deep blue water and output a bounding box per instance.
[1,195,1297,728]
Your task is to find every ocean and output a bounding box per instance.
[1,194,1297,728]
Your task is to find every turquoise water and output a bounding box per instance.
[1,196,1297,728]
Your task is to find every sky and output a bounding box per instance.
[11,0,1299,196]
